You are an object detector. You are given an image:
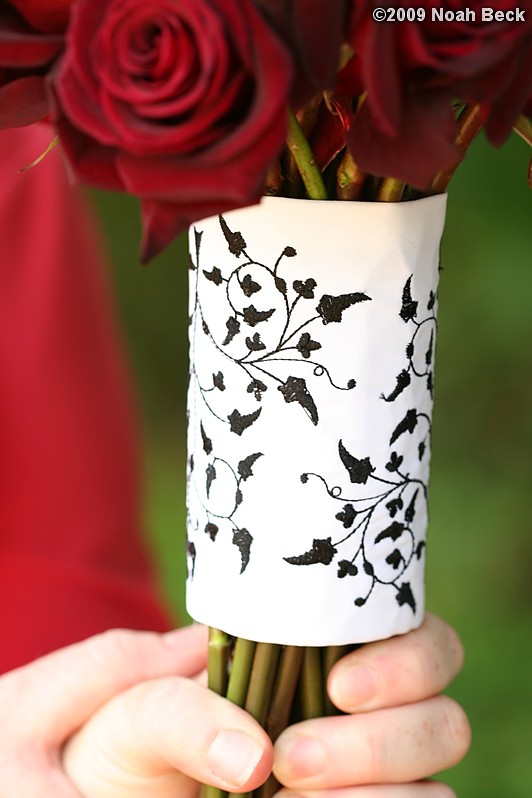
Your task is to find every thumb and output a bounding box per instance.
[2,624,207,747]
[63,676,273,798]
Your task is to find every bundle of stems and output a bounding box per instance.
[201,100,501,798]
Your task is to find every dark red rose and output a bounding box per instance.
[343,0,532,186]
[0,3,63,128]
[256,0,350,105]
[53,0,293,261]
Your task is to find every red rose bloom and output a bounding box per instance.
[53,0,293,260]
[343,0,532,186]
[0,2,64,128]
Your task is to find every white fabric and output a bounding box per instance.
[186,195,447,645]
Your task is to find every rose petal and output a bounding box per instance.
[0,75,49,127]
[8,0,71,33]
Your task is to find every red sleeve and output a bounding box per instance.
[0,125,173,673]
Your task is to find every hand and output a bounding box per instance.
[0,624,271,798]
[273,613,471,798]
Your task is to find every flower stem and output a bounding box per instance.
[286,110,328,201]
[226,637,256,707]
[377,178,405,202]
[208,628,230,696]
[245,643,281,725]
[430,104,483,193]
[300,647,324,720]
[336,149,366,200]
[265,646,304,741]
[323,645,348,715]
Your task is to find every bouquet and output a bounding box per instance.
[2,1,531,796]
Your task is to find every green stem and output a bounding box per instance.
[226,638,256,707]
[286,110,328,201]
[300,647,324,720]
[266,646,304,741]
[430,104,483,194]
[208,628,230,696]
[336,149,366,200]
[228,644,280,798]
[377,178,405,202]
[323,646,347,716]
[245,643,281,725]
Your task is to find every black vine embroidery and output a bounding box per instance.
[189,215,371,434]
[382,275,437,403]
[188,416,264,574]
[284,275,435,614]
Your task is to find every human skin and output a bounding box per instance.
[0,615,469,798]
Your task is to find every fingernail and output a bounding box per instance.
[275,734,328,779]
[329,661,377,710]
[207,729,264,787]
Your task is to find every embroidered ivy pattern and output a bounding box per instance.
[189,216,371,431]
[187,215,372,574]
[284,276,435,614]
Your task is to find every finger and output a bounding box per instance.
[275,783,456,798]
[328,614,464,712]
[64,676,273,797]
[1,753,84,798]
[1,624,208,745]
[273,696,471,789]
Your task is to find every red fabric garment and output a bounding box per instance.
[0,125,172,673]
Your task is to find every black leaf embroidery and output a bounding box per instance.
[338,440,374,484]
[206,464,216,498]
[416,541,426,559]
[200,423,213,455]
[205,522,219,541]
[283,246,297,257]
[247,378,267,400]
[386,451,403,472]
[338,560,358,577]
[375,522,405,544]
[335,503,357,528]
[364,560,375,576]
[382,369,411,402]
[396,582,416,611]
[386,549,403,570]
[243,305,275,327]
[213,372,225,391]
[418,441,426,460]
[390,409,418,445]
[189,454,194,473]
[233,529,253,573]
[293,278,317,298]
[187,540,196,577]
[317,292,371,324]
[400,276,418,322]
[278,376,319,425]
[241,274,261,296]
[203,267,223,285]
[427,290,436,311]
[238,453,263,481]
[222,316,240,345]
[296,332,321,359]
[235,488,243,506]
[219,215,246,256]
[405,489,419,523]
[386,497,404,518]
[284,537,337,566]
[425,330,434,366]
[193,229,203,265]
[245,332,266,351]
[228,407,262,435]
[275,276,287,295]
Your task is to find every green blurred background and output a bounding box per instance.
[93,133,531,798]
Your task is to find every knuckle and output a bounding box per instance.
[85,628,148,666]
